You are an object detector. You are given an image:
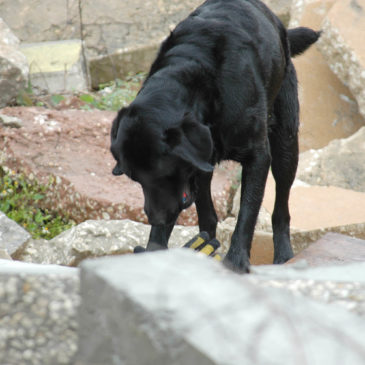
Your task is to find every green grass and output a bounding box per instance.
[0,167,75,239]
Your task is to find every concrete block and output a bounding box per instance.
[76,249,365,365]
[89,41,160,89]
[0,260,79,365]
[20,40,87,94]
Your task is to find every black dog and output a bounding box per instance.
[111,0,320,272]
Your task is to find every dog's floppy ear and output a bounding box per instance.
[165,114,214,172]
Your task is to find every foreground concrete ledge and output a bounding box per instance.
[77,249,365,365]
[0,259,79,365]
[251,261,365,283]
[0,258,78,275]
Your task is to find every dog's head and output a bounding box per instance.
[110,106,214,225]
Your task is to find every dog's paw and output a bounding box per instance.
[146,241,168,251]
[223,252,250,274]
[134,245,146,253]
[273,249,294,264]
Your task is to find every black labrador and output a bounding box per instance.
[110,0,320,272]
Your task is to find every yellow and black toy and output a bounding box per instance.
[134,231,222,261]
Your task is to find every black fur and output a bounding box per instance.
[111,0,319,272]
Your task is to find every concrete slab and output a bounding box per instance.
[0,260,79,365]
[287,232,365,267]
[76,249,365,364]
[262,173,365,232]
[20,40,87,94]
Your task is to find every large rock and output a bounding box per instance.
[297,127,365,191]
[318,0,365,118]
[0,211,30,257]
[15,219,199,266]
[0,18,28,107]
[0,259,79,365]
[76,249,365,365]
[20,40,88,94]
[287,232,365,267]
[0,106,239,226]
[290,0,364,151]
[89,41,161,89]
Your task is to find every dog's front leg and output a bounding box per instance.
[195,171,218,239]
[224,146,271,273]
[146,223,175,251]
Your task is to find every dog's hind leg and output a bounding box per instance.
[269,62,299,264]
[195,171,218,240]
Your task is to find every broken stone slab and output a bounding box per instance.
[262,172,365,232]
[0,18,28,107]
[0,106,238,225]
[0,211,31,257]
[14,219,200,266]
[20,40,88,94]
[76,249,365,365]
[287,232,365,267]
[297,126,365,191]
[89,41,161,89]
[14,217,285,267]
[290,0,365,152]
[318,0,365,118]
[250,260,365,316]
[0,259,79,365]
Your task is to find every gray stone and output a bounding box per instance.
[77,249,365,365]
[297,127,365,192]
[20,40,88,94]
[15,219,199,266]
[0,259,79,365]
[0,18,28,107]
[317,0,365,118]
[0,113,22,128]
[250,262,365,316]
[0,211,31,257]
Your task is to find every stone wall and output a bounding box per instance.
[0,0,203,58]
[0,0,292,59]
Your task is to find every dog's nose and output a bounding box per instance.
[112,164,124,176]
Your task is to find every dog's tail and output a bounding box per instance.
[288,27,321,57]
